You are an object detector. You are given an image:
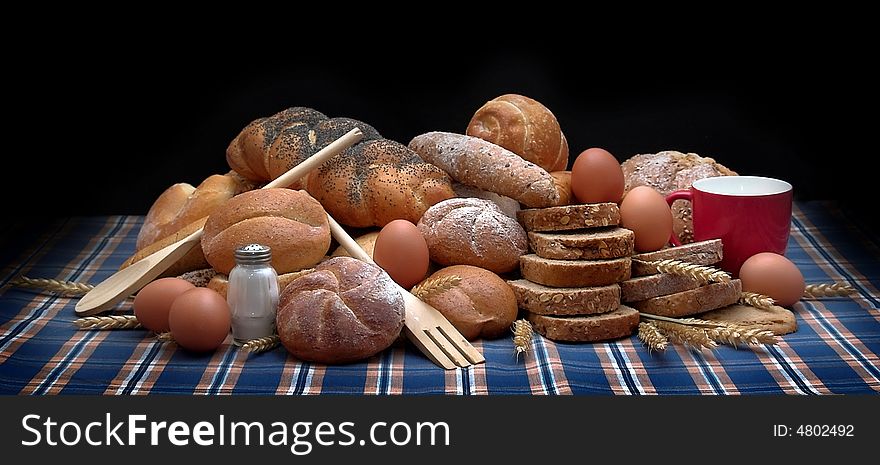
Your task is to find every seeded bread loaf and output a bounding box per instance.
[631,239,723,276]
[519,254,631,287]
[620,273,703,303]
[517,203,620,232]
[527,305,640,342]
[631,279,741,317]
[408,131,560,208]
[508,280,621,315]
[528,227,634,260]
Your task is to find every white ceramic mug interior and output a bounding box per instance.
[692,176,792,197]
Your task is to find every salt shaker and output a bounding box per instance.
[227,244,279,345]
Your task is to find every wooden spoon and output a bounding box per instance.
[75,128,363,316]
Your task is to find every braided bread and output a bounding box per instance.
[226,108,454,227]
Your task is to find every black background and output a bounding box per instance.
[6,32,867,218]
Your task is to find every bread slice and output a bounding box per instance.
[527,305,640,342]
[699,304,797,335]
[517,203,619,232]
[527,227,634,260]
[630,239,723,276]
[631,279,741,317]
[519,254,631,287]
[620,273,703,303]
[507,279,620,315]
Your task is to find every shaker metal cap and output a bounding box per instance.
[234,243,272,263]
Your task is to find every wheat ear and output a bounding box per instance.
[740,291,776,309]
[635,259,731,284]
[511,319,533,360]
[411,275,462,300]
[74,315,141,330]
[705,325,777,347]
[9,277,95,296]
[241,335,280,353]
[156,332,175,342]
[651,320,718,350]
[804,282,855,298]
[638,322,668,352]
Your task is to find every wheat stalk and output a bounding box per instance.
[638,322,668,352]
[511,319,533,360]
[411,275,462,300]
[156,332,175,342]
[651,320,718,350]
[639,313,726,328]
[740,291,776,309]
[636,259,731,284]
[9,277,95,296]
[241,335,280,353]
[804,282,855,298]
[74,315,141,330]
[706,325,777,347]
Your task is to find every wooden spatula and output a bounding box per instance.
[75,128,364,316]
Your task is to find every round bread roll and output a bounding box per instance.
[417,265,518,340]
[467,94,569,173]
[276,257,404,364]
[201,188,331,274]
[622,151,737,244]
[417,198,528,273]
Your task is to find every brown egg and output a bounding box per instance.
[373,219,430,289]
[739,252,805,307]
[570,148,625,204]
[133,278,195,332]
[168,288,231,352]
[620,186,673,252]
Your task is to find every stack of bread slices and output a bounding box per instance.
[621,239,741,317]
[508,203,640,342]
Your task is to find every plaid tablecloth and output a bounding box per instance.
[1,202,878,395]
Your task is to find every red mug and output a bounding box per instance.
[666,176,793,275]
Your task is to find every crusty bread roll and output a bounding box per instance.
[417,198,528,273]
[276,257,404,364]
[226,108,455,227]
[622,151,737,244]
[408,132,560,208]
[467,94,569,172]
[550,171,573,206]
[417,265,517,340]
[137,172,254,249]
[121,217,210,277]
[201,188,331,274]
[452,183,520,219]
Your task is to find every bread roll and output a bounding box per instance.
[276,257,404,364]
[226,109,455,227]
[550,171,573,206]
[201,188,330,274]
[621,151,737,244]
[121,217,210,277]
[408,132,560,208]
[331,231,379,258]
[417,198,528,273]
[452,183,520,219]
[417,265,517,340]
[467,94,568,172]
[207,269,314,299]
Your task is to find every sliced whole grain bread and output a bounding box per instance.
[519,254,631,287]
[620,273,703,303]
[507,279,620,315]
[517,203,619,232]
[631,239,723,276]
[528,227,634,260]
[631,279,741,317]
[527,305,640,342]
[699,304,797,335]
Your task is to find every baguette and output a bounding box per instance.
[408,131,559,208]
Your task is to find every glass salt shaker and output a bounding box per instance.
[227,244,279,345]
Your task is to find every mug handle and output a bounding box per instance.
[665,189,692,246]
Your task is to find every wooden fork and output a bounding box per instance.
[327,216,485,370]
